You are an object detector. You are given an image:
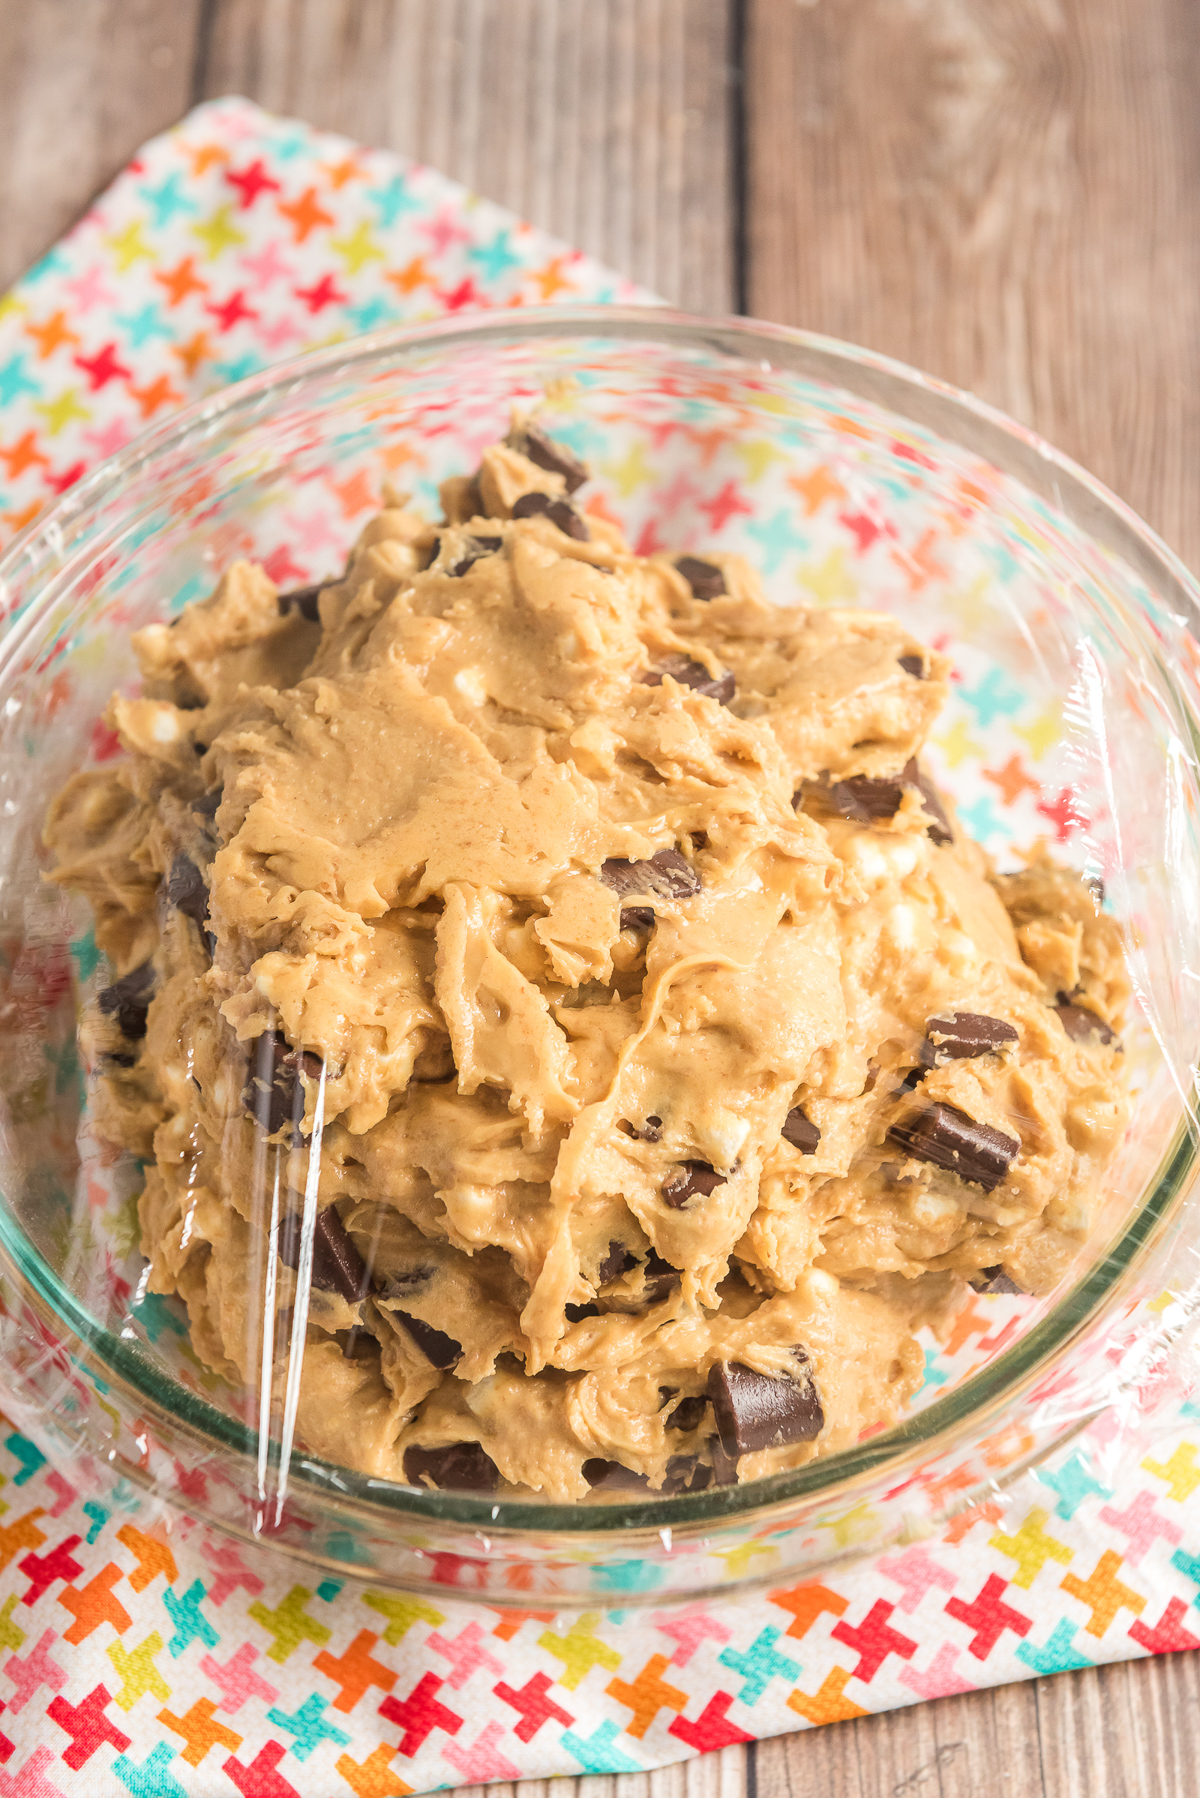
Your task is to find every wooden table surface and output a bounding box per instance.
[3,3,1199,1794]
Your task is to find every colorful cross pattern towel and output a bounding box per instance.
[0,92,1199,1797]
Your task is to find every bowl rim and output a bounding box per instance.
[2,302,1199,1542]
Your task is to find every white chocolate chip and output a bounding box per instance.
[151,705,179,743]
[453,667,488,706]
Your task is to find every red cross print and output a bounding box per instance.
[18,1537,83,1607]
[378,1673,463,1756]
[222,1740,301,1798]
[668,1692,753,1752]
[1129,1598,1200,1655]
[45,1683,130,1770]
[204,290,259,333]
[830,1600,918,1682]
[945,1575,1032,1659]
[71,343,132,391]
[225,158,282,208]
[294,274,347,314]
[493,1671,575,1743]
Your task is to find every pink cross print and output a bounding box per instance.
[0,1745,68,1798]
[440,1722,521,1785]
[425,1622,504,1689]
[239,244,295,288]
[61,265,117,313]
[199,1540,264,1607]
[898,1643,975,1701]
[650,1604,732,1666]
[4,1631,66,1713]
[876,1544,959,1613]
[419,204,471,255]
[199,1643,279,1714]
[1098,1491,1183,1564]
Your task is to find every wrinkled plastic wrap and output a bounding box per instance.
[0,312,1197,1605]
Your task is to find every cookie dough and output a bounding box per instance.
[45,419,1130,1500]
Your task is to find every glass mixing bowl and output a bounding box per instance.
[0,307,1198,1606]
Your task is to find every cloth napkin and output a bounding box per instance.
[1,95,1200,1798]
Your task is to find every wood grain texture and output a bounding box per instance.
[197,0,737,310]
[0,0,203,290]
[744,0,1200,573]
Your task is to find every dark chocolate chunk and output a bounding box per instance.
[166,855,208,928]
[515,422,589,494]
[908,759,953,845]
[888,1102,1019,1193]
[821,771,908,824]
[403,1441,498,1493]
[640,653,735,706]
[898,1065,926,1092]
[277,582,325,623]
[666,1394,709,1433]
[1055,995,1117,1046]
[384,1265,436,1293]
[449,534,503,577]
[338,1326,380,1361]
[598,1241,638,1286]
[565,1302,602,1323]
[709,1435,739,1486]
[192,789,222,822]
[662,1161,726,1209]
[816,757,952,844]
[707,1357,824,1456]
[510,490,590,540]
[243,1029,324,1137]
[97,961,155,1040]
[663,1454,713,1495]
[675,556,727,601]
[899,653,926,678]
[277,1205,371,1303]
[969,1266,1025,1295]
[623,1114,663,1142]
[922,1012,1019,1064]
[392,1309,462,1370]
[601,846,701,930]
[781,1107,820,1154]
[583,1458,650,1492]
[642,1248,680,1301]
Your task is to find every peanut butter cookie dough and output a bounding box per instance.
[45,420,1130,1500]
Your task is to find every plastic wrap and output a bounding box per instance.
[0,310,1197,1605]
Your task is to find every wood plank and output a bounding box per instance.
[743,0,1200,573]
[0,0,203,291]
[197,0,737,311]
